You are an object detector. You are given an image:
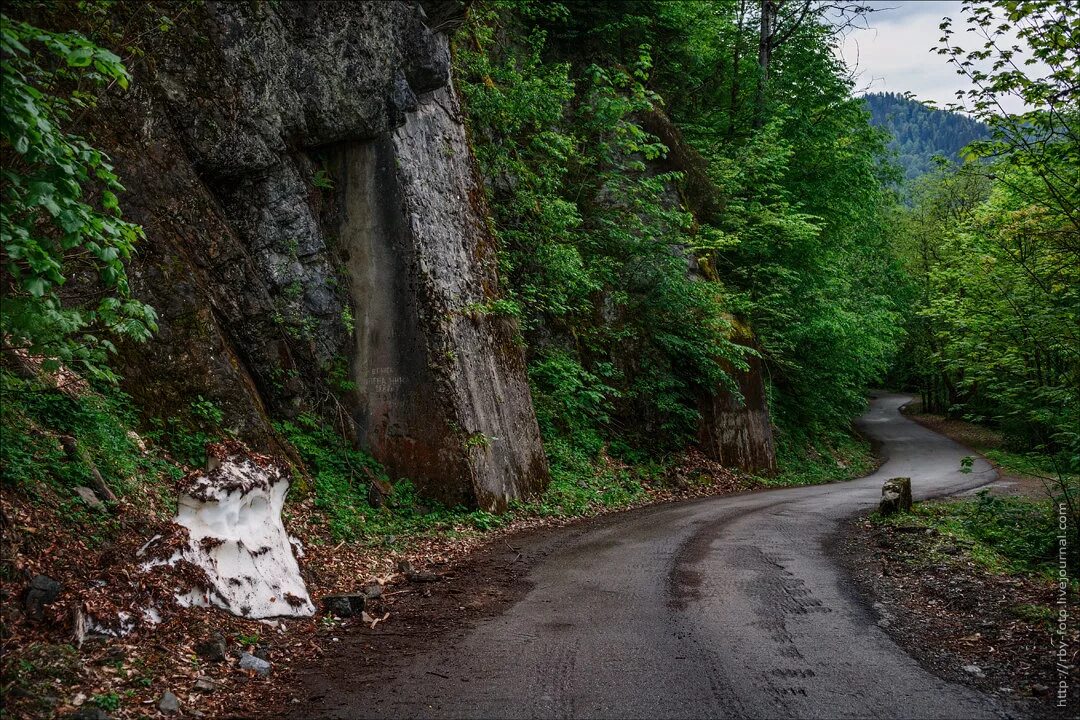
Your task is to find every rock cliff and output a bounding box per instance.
[105,0,547,508]
[640,111,778,473]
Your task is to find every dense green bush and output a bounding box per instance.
[1,15,156,382]
[909,491,1068,577]
[455,0,905,485]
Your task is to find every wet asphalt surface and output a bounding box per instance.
[307,394,1022,719]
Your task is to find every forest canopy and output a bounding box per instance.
[864,91,989,180]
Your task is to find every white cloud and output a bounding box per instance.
[835,0,1036,114]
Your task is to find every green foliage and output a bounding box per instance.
[311,168,333,189]
[761,429,877,487]
[0,369,181,499]
[145,395,227,468]
[450,0,913,497]
[1009,603,1056,626]
[984,448,1068,482]
[938,0,1079,235]
[456,1,750,463]
[323,354,356,394]
[281,405,659,528]
[892,0,1079,500]
[897,492,1070,578]
[274,413,510,541]
[464,432,491,450]
[897,163,1079,458]
[864,92,989,180]
[90,692,121,712]
[518,435,650,517]
[528,350,614,454]
[339,305,355,335]
[275,412,385,541]
[0,15,156,382]
[190,394,224,426]
[235,633,260,647]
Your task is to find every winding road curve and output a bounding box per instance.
[310,394,1019,719]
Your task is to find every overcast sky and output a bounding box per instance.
[835,0,1031,114]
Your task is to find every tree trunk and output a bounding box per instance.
[753,0,776,129]
[728,0,747,137]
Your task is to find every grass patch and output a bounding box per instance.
[983,447,1065,483]
[0,370,182,507]
[878,491,1071,580]
[513,436,656,518]
[1008,602,1057,628]
[143,395,228,468]
[760,429,876,487]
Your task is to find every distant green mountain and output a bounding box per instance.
[863,92,989,180]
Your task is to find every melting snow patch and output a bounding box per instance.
[289,535,305,558]
[172,442,315,619]
[87,611,136,637]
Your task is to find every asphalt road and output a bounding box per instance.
[309,393,1018,719]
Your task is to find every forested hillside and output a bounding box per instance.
[864,91,988,179]
[454,0,905,480]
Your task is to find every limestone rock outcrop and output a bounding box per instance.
[697,350,777,474]
[104,0,547,508]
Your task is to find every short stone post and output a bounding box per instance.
[879,477,913,516]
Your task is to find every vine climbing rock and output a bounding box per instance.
[879,477,913,515]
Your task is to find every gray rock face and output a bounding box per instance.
[158,691,179,715]
[153,2,450,178]
[879,477,913,515]
[104,1,547,507]
[74,487,105,511]
[697,351,776,473]
[24,575,60,619]
[194,633,227,662]
[193,677,218,694]
[332,81,548,509]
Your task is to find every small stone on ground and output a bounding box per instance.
[158,691,179,714]
[195,632,227,662]
[74,487,105,510]
[239,651,272,677]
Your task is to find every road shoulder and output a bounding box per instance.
[837,512,1076,718]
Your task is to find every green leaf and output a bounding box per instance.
[25,277,46,297]
[66,46,93,67]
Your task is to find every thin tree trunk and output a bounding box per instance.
[753,0,776,129]
[728,0,747,137]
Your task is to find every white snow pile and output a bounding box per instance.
[167,443,315,618]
